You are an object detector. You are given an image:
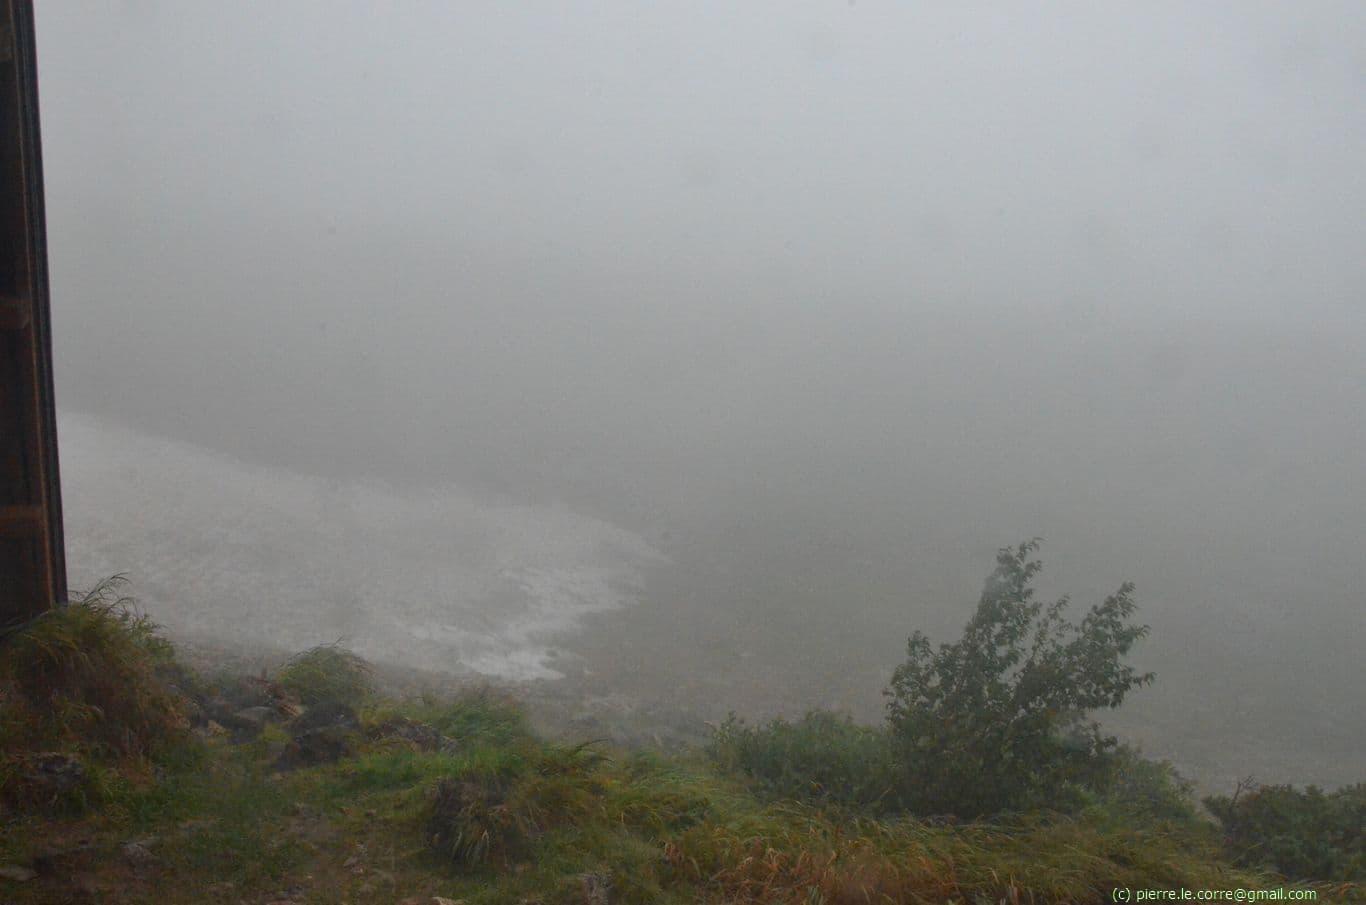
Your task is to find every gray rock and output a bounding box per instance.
[273,701,360,769]
[289,700,359,734]
[208,703,280,742]
[232,705,277,729]
[367,717,442,751]
[0,864,37,882]
[23,752,86,795]
[122,841,155,864]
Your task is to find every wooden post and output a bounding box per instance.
[1,0,66,625]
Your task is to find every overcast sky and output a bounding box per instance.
[33,2,1366,788]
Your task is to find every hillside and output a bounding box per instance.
[2,593,1358,904]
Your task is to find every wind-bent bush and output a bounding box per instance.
[1086,745,1201,828]
[884,539,1154,817]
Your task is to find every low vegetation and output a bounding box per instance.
[0,577,193,814]
[1204,781,1365,884]
[707,709,898,814]
[0,566,1357,903]
[711,541,1174,821]
[884,539,1155,818]
[274,640,376,707]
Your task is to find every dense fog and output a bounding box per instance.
[36,2,1364,792]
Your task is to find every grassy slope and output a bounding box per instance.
[0,598,1355,904]
[0,703,1299,905]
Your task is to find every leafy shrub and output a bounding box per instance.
[274,641,374,706]
[1084,745,1202,828]
[707,710,898,813]
[1204,781,1365,882]
[884,539,1154,817]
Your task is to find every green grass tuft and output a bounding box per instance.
[0,577,193,814]
[425,741,606,869]
[708,709,900,814]
[367,684,532,748]
[273,641,375,706]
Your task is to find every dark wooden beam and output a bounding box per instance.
[1,0,66,625]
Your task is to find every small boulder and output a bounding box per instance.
[214,703,279,742]
[367,717,444,752]
[290,700,360,734]
[122,841,155,864]
[232,705,277,730]
[273,700,359,769]
[19,752,86,800]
